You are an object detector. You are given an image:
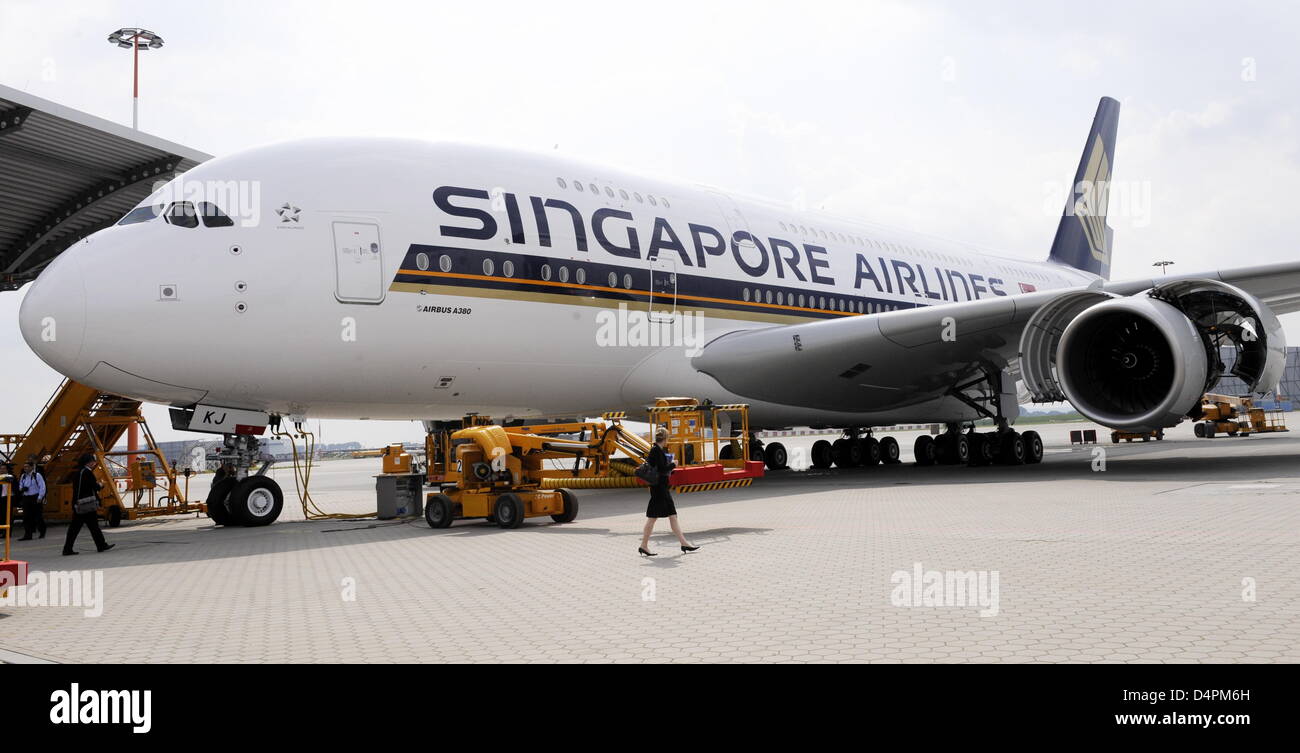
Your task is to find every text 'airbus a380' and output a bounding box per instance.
[19,96,1299,525]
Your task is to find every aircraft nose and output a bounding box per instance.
[19,250,88,379]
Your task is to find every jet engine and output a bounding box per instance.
[1020,280,1285,431]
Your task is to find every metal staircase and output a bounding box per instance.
[3,380,196,525]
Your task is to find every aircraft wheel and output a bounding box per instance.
[763,442,789,471]
[914,435,937,466]
[493,493,524,529]
[951,434,971,465]
[205,477,237,526]
[857,437,880,466]
[550,488,579,523]
[228,476,284,527]
[879,436,900,464]
[1000,432,1026,465]
[425,493,455,529]
[810,440,833,469]
[833,438,861,467]
[1021,431,1044,464]
[967,434,993,467]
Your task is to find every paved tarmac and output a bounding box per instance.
[2,420,1297,663]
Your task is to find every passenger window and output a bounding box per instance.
[198,202,235,228]
[165,202,199,228]
[118,204,164,226]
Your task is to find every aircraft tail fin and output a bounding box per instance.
[1048,96,1120,280]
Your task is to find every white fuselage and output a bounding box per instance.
[19,138,1093,428]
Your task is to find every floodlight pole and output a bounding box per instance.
[108,28,164,130]
[132,32,139,129]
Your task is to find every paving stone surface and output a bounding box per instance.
[2,424,1297,663]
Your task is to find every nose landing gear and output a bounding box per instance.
[205,433,284,527]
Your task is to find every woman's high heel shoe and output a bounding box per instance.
[681,545,700,552]
[638,547,657,557]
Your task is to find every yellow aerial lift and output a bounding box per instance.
[419,400,766,529]
[2,379,197,527]
[1192,393,1289,438]
[422,421,587,529]
[644,398,765,491]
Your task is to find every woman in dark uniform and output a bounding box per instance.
[639,427,699,556]
[63,453,115,556]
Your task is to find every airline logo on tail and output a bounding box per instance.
[1074,134,1112,265]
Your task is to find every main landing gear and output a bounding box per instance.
[913,424,1043,467]
[809,429,902,470]
[205,433,285,527]
[914,368,1044,468]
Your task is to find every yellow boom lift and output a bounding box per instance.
[419,399,764,529]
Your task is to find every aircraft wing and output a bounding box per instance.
[690,260,1300,413]
[691,287,1069,412]
[1102,259,1300,315]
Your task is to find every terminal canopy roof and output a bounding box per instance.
[0,84,210,291]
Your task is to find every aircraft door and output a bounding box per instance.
[333,221,385,303]
[649,257,677,322]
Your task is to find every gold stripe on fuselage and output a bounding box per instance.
[390,268,869,325]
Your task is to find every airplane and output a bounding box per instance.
[18,96,1300,526]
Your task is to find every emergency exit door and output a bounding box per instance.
[333,221,385,303]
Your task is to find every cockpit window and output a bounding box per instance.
[198,201,235,228]
[117,204,164,226]
[165,202,200,229]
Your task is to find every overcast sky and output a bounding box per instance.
[2,0,1298,446]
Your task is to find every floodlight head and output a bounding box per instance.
[106,28,165,50]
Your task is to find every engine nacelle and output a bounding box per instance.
[1020,279,1286,432]
[1056,296,1212,431]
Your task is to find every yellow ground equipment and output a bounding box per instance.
[1193,394,1289,438]
[1110,429,1165,443]
[420,400,765,530]
[423,420,590,529]
[2,379,197,526]
[381,444,413,474]
[644,398,765,492]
